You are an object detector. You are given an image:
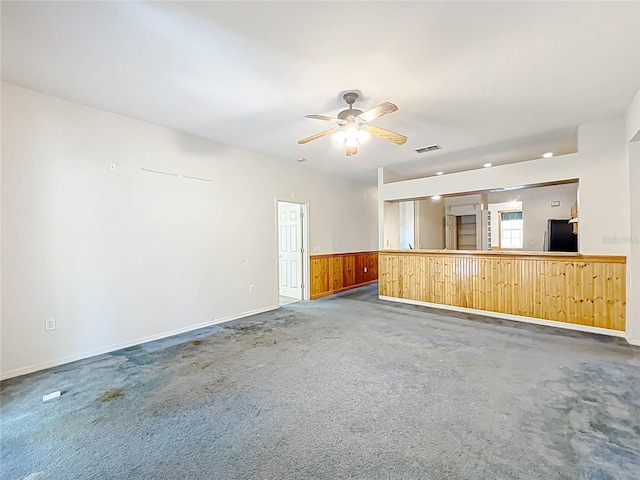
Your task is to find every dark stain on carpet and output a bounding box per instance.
[99,388,125,402]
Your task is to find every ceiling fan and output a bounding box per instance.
[298,92,408,156]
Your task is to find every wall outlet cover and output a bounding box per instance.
[45,318,56,331]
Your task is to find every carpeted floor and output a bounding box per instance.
[279,295,300,306]
[2,284,639,480]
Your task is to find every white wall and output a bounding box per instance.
[628,141,640,343]
[626,87,640,343]
[626,88,640,143]
[0,83,378,378]
[379,117,630,256]
[383,201,400,249]
[415,199,445,249]
[398,201,415,249]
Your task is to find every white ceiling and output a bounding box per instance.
[2,1,638,185]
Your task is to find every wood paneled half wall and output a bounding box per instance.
[310,251,378,299]
[379,250,626,332]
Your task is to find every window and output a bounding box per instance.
[500,211,523,249]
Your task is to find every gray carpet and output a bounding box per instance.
[2,284,639,480]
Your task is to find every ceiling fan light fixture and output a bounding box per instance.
[334,123,370,147]
[345,124,359,140]
[345,137,359,148]
[357,129,370,143]
[333,129,347,145]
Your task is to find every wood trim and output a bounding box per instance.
[380,249,626,263]
[310,251,378,299]
[310,251,380,260]
[379,251,626,331]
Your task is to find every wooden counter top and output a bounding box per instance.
[379,249,626,263]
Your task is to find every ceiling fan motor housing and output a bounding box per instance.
[338,108,364,121]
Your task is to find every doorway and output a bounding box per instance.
[277,201,307,305]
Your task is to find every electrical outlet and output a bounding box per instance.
[108,162,117,173]
[45,318,56,331]
[249,285,255,293]
[364,267,368,273]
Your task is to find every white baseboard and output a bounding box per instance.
[625,336,640,346]
[0,304,279,381]
[379,295,627,339]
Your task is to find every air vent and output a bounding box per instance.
[415,144,442,154]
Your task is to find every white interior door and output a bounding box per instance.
[278,202,303,299]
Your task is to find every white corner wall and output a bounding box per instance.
[628,141,640,344]
[626,88,640,344]
[0,83,378,379]
[626,88,640,142]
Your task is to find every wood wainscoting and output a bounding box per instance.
[310,251,378,299]
[379,250,626,331]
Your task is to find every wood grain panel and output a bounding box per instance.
[343,256,356,288]
[310,251,379,299]
[329,256,344,291]
[379,250,626,331]
[310,257,328,298]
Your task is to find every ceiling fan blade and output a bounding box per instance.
[305,114,343,123]
[346,146,358,156]
[298,128,336,145]
[357,102,398,122]
[366,125,408,145]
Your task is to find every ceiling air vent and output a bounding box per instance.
[415,144,442,154]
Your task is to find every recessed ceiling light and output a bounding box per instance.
[542,152,553,158]
[296,157,306,162]
[431,195,442,200]
[436,171,444,176]
[483,163,492,168]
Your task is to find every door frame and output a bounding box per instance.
[275,198,310,301]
